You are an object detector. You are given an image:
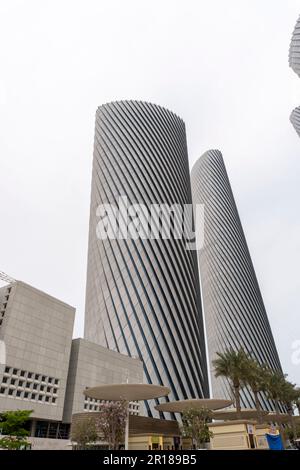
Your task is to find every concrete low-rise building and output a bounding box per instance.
[0,280,143,447]
[63,338,143,423]
[0,281,75,425]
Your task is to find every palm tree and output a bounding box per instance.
[264,370,286,415]
[243,359,269,423]
[264,370,286,417]
[291,387,300,440]
[212,348,248,419]
[263,369,289,441]
[280,380,299,441]
[293,387,300,416]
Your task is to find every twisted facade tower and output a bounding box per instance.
[84,101,209,417]
[290,106,300,137]
[289,14,300,136]
[289,14,300,77]
[191,150,283,410]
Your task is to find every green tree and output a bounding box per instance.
[242,359,269,423]
[71,416,98,449]
[280,379,299,441]
[0,409,32,450]
[213,348,249,419]
[292,387,300,415]
[286,422,300,441]
[95,401,128,450]
[181,407,213,449]
[263,369,289,443]
[264,370,286,417]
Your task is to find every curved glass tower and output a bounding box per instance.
[290,107,300,137]
[289,14,300,77]
[191,149,282,410]
[289,14,300,136]
[84,101,209,417]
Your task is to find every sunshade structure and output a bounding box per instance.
[84,383,170,449]
[212,408,269,421]
[84,383,170,402]
[155,398,232,414]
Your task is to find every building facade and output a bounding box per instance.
[289,14,300,77]
[290,106,300,137]
[63,338,143,423]
[84,101,209,417]
[289,14,300,137]
[0,280,144,446]
[191,150,283,410]
[0,281,75,424]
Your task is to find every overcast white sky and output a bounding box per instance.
[0,0,300,385]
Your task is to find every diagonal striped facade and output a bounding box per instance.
[290,106,300,137]
[289,14,300,77]
[84,101,209,418]
[191,150,283,411]
[289,14,300,138]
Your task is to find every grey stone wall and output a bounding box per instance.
[63,338,143,423]
[0,281,75,421]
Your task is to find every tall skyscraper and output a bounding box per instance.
[289,14,300,77]
[289,14,300,137]
[84,101,209,417]
[290,106,300,137]
[191,149,283,410]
